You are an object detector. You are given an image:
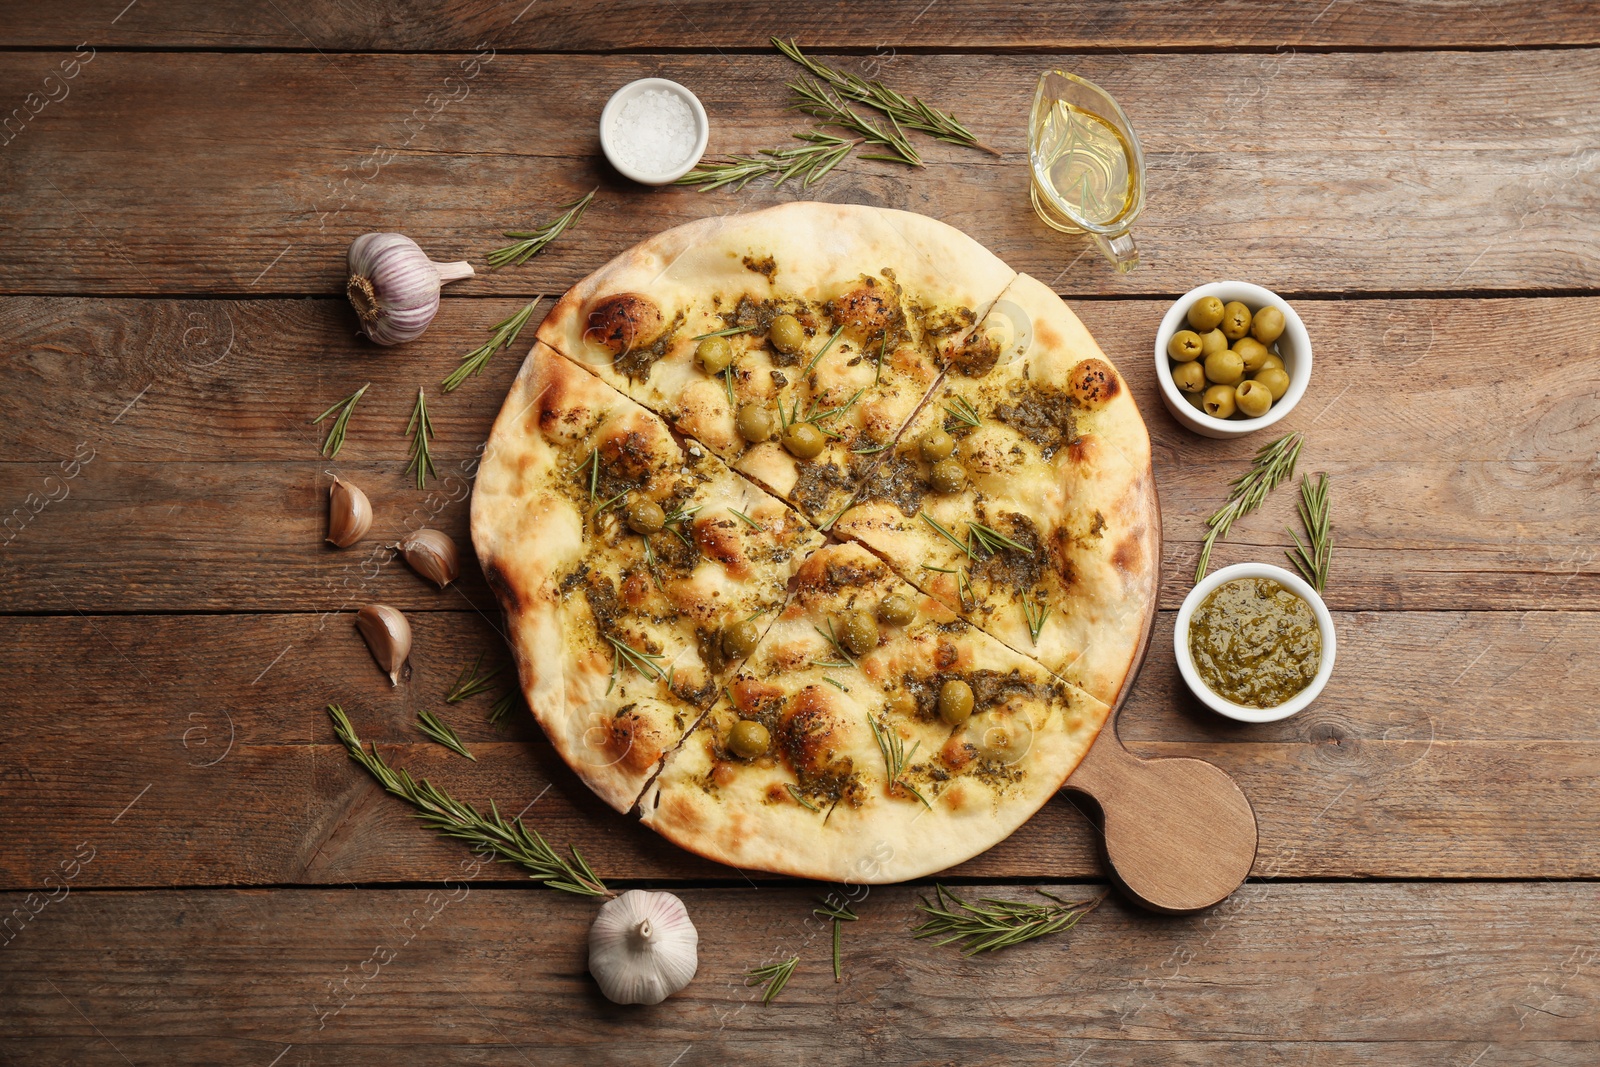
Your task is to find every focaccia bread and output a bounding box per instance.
[638,544,1112,883]
[474,205,1159,883]
[832,273,1159,703]
[471,342,825,812]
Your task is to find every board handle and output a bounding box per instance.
[1064,725,1258,913]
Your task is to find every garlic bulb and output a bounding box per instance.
[346,233,475,346]
[355,603,411,686]
[326,476,372,548]
[588,890,699,1005]
[397,528,460,588]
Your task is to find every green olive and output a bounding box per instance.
[1171,360,1207,393]
[1253,366,1291,401]
[929,459,965,495]
[1203,349,1245,386]
[1257,354,1285,374]
[1251,306,1286,345]
[1167,330,1204,362]
[841,612,879,656]
[1233,337,1270,372]
[780,422,826,460]
[1183,389,1206,411]
[696,336,733,375]
[1221,301,1253,341]
[877,594,916,627]
[886,690,918,718]
[626,498,665,535]
[1202,384,1237,419]
[736,403,775,443]
[919,428,956,462]
[721,619,761,660]
[769,313,805,354]
[1199,329,1228,358]
[728,719,770,759]
[1187,296,1225,333]
[938,679,975,725]
[1235,379,1273,418]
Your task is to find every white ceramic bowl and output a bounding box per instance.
[1174,562,1336,724]
[599,78,709,186]
[1154,281,1311,440]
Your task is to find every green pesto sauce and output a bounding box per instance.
[1189,578,1321,709]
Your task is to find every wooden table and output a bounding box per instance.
[3,3,1597,1062]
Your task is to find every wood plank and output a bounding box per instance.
[2,884,1596,1062]
[2,610,1596,888]
[2,295,1595,612]
[2,1,1595,50]
[2,50,1597,296]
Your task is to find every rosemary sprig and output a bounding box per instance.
[442,298,542,392]
[693,324,758,340]
[405,388,436,489]
[746,957,799,1005]
[814,895,860,983]
[943,394,981,429]
[604,633,667,694]
[487,689,520,729]
[728,507,766,532]
[772,38,999,156]
[914,884,1102,956]
[802,324,847,377]
[572,447,601,503]
[1286,471,1333,592]
[787,78,922,167]
[326,704,608,896]
[446,653,502,704]
[1195,432,1304,582]
[786,783,820,812]
[311,382,370,459]
[676,131,860,192]
[867,713,930,808]
[921,512,974,560]
[1021,597,1050,645]
[486,189,596,269]
[416,709,475,761]
[968,520,1031,558]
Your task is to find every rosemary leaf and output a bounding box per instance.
[746,956,799,1005]
[446,652,503,704]
[914,884,1102,956]
[814,894,859,983]
[311,382,370,459]
[785,783,820,812]
[405,387,437,489]
[801,325,847,377]
[326,704,609,896]
[1286,471,1333,592]
[442,297,542,393]
[772,38,999,156]
[1195,432,1304,582]
[693,324,759,340]
[416,709,475,762]
[728,507,766,532]
[486,189,596,269]
[676,131,860,192]
[920,512,974,560]
[487,689,521,729]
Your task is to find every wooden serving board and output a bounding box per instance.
[1062,484,1260,913]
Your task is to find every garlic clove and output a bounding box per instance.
[355,603,411,686]
[397,528,460,588]
[588,889,699,1006]
[346,233,475,346]
[326,476,373,548]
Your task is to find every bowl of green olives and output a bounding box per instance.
[1154,282,1311,439]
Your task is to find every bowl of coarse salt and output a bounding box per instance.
[600,78,709,186]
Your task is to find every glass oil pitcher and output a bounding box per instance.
[1028,71,1145,274]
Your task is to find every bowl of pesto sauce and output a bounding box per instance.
[1175,562,1336,723]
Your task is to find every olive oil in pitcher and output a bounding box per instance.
[1028,71,1146,273]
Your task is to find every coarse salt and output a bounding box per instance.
[609,89,698,175]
